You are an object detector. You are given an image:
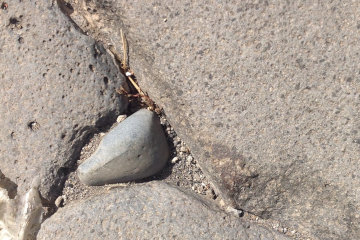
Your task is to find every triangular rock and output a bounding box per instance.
[78,109,169,185]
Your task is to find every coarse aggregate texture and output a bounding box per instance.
[61,113,217,206]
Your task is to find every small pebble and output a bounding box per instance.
[186,155,194,163]
[55,196,64,207]
[116,114,127,123]
[272,223,280,229]
[171,157,180,164]
[180,146,188,152]
[160,117,167,125]
[225,207,244,217]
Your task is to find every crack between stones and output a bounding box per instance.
[47,1,307,240]
[54,0,222,208]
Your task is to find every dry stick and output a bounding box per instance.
[113,29,160,113]
[120,29,143,95]
[128,76,143,95]
[120,29,128,70]
[109,31,142,95]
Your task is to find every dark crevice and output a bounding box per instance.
[42,1,128,210]
[42,109,120,220]
[0,169,18,199]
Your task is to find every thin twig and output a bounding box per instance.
[111,29,162,114]
[128,76,143,94]
[120,29,128,70]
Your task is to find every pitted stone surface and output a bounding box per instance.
[38,181,289,240]
[0,0,127,202]
[68,1,360,239]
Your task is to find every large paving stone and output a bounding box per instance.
[38,181,289,240]
[67,1,360,239]
[0,0,127,202]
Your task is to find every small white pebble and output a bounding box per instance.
[180,146,187,152]
[55,196,63,207]
[125,72,132,76]
[171,157,180,164]
[226,207,243,217]
[100,132,106,137]
[273,223,280,229]
[116,114,127,123]
[186,155,193,163]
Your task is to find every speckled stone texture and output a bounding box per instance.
[37,181,289,240]
[0,0,127,202]
[68,1,360,239]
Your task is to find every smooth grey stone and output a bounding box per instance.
[78,109,169,185]
[0,0,128,202]
[68,1,360,239]
[37,181,289,240]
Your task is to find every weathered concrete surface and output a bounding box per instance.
[78,109,169,185]
[0,0,127,202]
[38,181,289,240]
[68,1,360,239]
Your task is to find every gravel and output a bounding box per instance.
[60,111,217,206]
